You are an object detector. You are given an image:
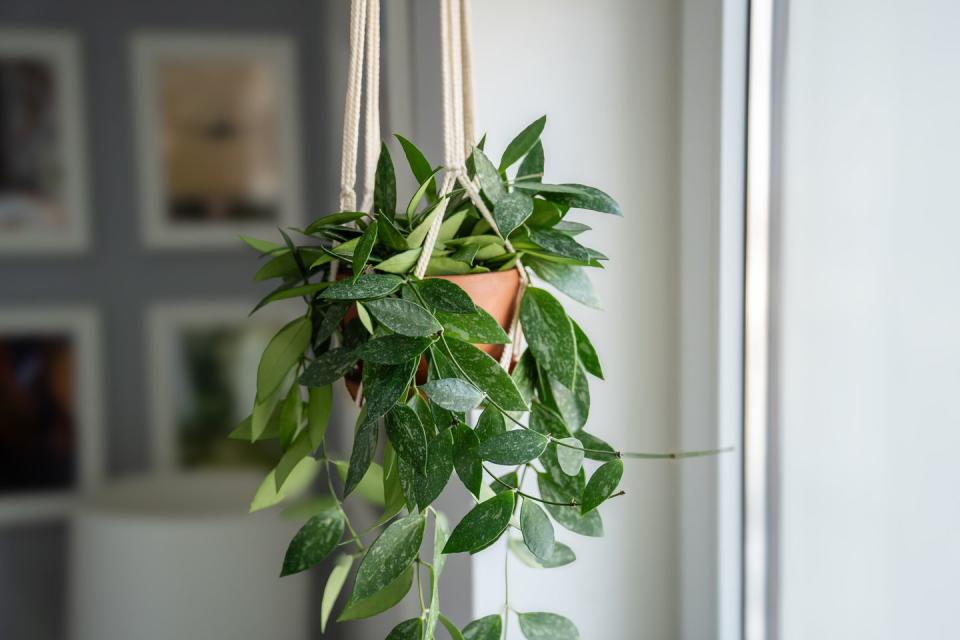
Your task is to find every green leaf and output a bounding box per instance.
[280,509,344,576]
[544,183,621,215]
[414,429,454,509]
[581,459,624,514]
[538,442,584,498]
[520,497,556,561]
[436,308,511,344]
[528,229,590,262]
[516,140,544,182]
[443,491,515,554]
[364,298,442,337]
[438,210,468,244]
[529,400,570,439]
[363,360,417,420]
[440,613,468,640]
[251,281,333,314]
[406,170,441,218]
[352,220,378,277]
[249,458,319,513]
[555,438,585,476]
[240,234,282,253]
[512,182,588,196]
[520,288,576,388]
[275,430,314,491]
[386,618,423,640]
[571,320,603,378]
[500,115,546,172]
[320,274,403,300]
[525,198,564,228]
[374,247,423,274]
[553,220,591,235]
[355,302,374,334]
[407,200,444,248]
[472,146,504,204]
[493,191,534,238]
[526,258,601,310]
[537,474,603,537]
[425,512,451,640]
[374,142,397,215]
[445,338,528,411]
[547,366,590,432]
[385,405,428,473]
[576,431,618,460]
[426,256,472,276]
[509,538,576,569]
[415,278,477,314]
[315,301,350,344]
[397,456,417,510]
[377,211,410,250]
[478,429,549,465]
[452,422,483,498]
[462,614,503,640]
[257,316,310,401]
[351,511,425,602]
[420,378,486,412]
[251,379,286,441]
[277,383,303,450]
[320,554,353,632]
[475,405,506,443]
[359,335,434,364]
[338,565,413,621]
[517,612,580,640]
[395,134,437,202]
[510,350,537,405]
[300,347,359,386]
[344,411,379,497]
[304,210,367,233]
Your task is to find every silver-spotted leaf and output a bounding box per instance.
[472,146,504,204]
[463,614,503,640]
[520,288,576,388]
[493,191,534,238]
[517,612,580,640]
[571,319,603,378]
[537,474,603,537]
[420,378,486,412]
[415,278,477,314]
[350,512,425,602]
[300,347,359,387]
[320,274,403,300]
[443,490,515,554]
[385,404,428,473]
[452,422,483,498]
[527,258,601,310]
[555,438,585,476]
[445,338,528,411]
[338,565,413,621]
[520,498,555,561]
[352,220,378,277]
[437,308,511,344]
[509,538,576,569]
[280,509,344,576]
[364,298,442,336]
[359,335,434,365]
[478,429,548,465]
[414,429,454,509]
[499,115,546,171]
[386,618,422,640]
[580,459,624,514]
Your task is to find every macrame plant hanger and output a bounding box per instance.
[334,0,527,372]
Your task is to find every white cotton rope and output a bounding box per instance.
[338,0,368,213]
[359,0,381,213]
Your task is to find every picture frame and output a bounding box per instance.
[0,306,102,524]
[146,300,299,472]
[131,33,303,249]
[0,29,89,253]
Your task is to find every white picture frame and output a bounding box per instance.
[0,29,89,253]
[131,33,303,249]
[146,300,300,471]
[0,306,102,524]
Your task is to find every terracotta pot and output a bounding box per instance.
[343,269,521,399]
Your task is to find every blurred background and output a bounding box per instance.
[1,1,957,639]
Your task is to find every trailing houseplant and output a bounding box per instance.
[234,117,726,639]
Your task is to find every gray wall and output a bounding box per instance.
[0,1,344,638]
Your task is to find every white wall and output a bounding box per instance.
[777,1,960,638]
[469,1,683,637]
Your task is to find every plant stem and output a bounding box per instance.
[416,558,427,618]
[482,465,577,507]
[322,458,366,552]
[620,446,736,459]
[503,536,510,640]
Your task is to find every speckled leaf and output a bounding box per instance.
[576,431,618,461]
[333,459,385,507]
[529,401,571,438]
[350,512,425,602]
[571,319,603,378]
[544,182,622,215]
[362,360,417,420]
[320,274,403,300]
[385,405,428,473]
[493,191,534,238]
[415,278,477,314]
[420,378,485,412]
[520,498,555,561]
[257,316,310,401]
[374,142,396,215]
[300,347,359,387]
[442,491,515,554]
[510,350,538,405]
[364,298,442,336]
[386,618,422,640]
[555,438,585,476]
[446,338,528,411]
[520,288,576,388]
[395,134,437,202]
[280,509,344,576]
[548,366,590,432]
[537,474,603,537]
[517,140,544,182]
[509,538,576,569]
[539,443,584,498]
[517,612,580,640]
[352,221,378,277]
[397,456,417,510]
[414,429,454,509]
[491,471,519,495]
[320,554,353,632]
[475,406,506,443]
[478,430,548,465]
[462,614,503,640]
[344,412,379,497]
[499,115,546,171]
[528,229,590,262]
[436,308,511,344]
[425,512,451,640]
[338,565,413,621]
[581,459,624,515]
[315,301,350,344]
[472,146,504,204]
[359,335,434,364]
[527,258,601,310]
[452,422,483,497]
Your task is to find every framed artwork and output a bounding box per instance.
[0,29,89,253]
[131,33,303,249]
[0,307,102,523]
[147,301,300,471]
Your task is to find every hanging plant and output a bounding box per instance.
[237,122,725,639]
